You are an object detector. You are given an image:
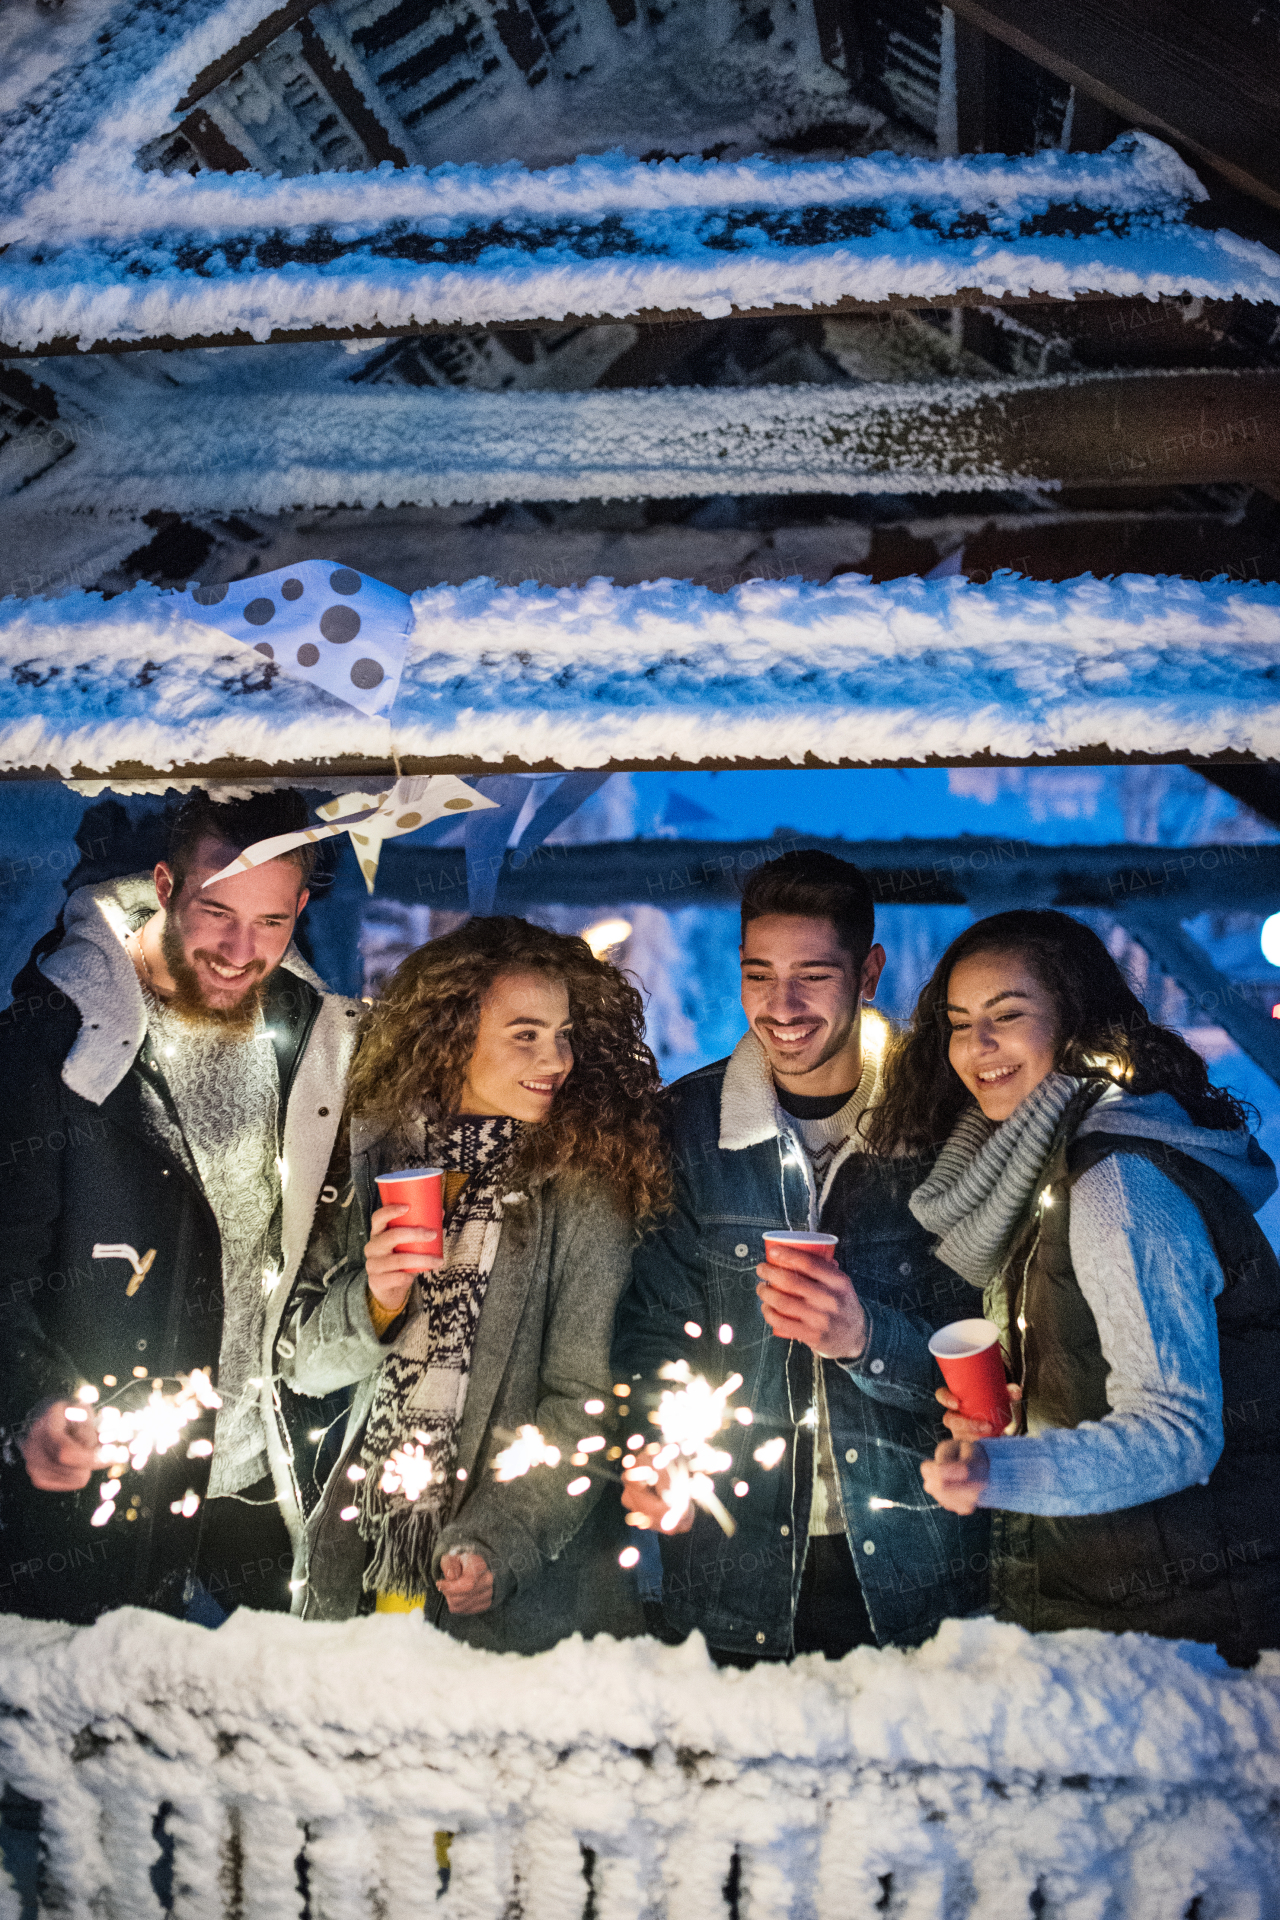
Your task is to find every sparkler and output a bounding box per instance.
[89,1369,223,1528]
[492,1425,562,1482]
[379,1434,436,1503]
[625,1360,745,1538]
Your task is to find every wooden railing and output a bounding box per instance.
[2,1611,1279,1917]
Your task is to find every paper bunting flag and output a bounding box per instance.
[176,560,412,720]
[204,775,498,895]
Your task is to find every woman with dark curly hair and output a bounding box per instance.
[865,909,1280,1665]
[276,916,669,1646]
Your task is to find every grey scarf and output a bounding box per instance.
[908,1072,1089,1284]
[359,1114,522,1595]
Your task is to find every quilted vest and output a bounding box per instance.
[991,1105,1280,1667]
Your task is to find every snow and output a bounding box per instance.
[0,1609,1277,1917]
[2,571,1280,776]
[17,362,1272,512]
[3,133,1278,350]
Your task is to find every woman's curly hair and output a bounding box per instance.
[345,915,671,1224]
[862,908,1251,1158]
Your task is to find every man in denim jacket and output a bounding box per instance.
[613,850,989,1662]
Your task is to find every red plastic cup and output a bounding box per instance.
[374,1167,444,1261]
[927,1319,1012,1434]
[763,1230,839,1265]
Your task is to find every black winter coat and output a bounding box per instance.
[0,940,331,1623]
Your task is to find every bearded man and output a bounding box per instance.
[0,790,360,1624]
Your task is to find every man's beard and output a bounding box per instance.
[159,914,271,1035]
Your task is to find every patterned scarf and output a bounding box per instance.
[908,1072,1091,1285]
[358,1115,523,1595]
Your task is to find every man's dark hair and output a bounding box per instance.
[740,849,875,962]
[167,789,316,898]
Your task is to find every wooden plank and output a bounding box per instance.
[176,107,253,175]
[295,18,407,169]
[945,0,1280,212]
[4,290,1261,360]
[174,0,324,113]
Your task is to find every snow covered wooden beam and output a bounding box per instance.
[2,572,1279,779]
[946,0,1280,213]
[1,1611,1279,1917]
[22,369,1278,513]
[3,138,1278,355]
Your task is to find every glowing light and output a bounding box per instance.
[339,1505,359,1521]
[583,1398,605,1414]
[684,1321,703,1338]
[90,1503,115,1528]
[861,1007,889,1060]
[868,1496,897,1511]
[571,1452,588,1466]
[102,1376,116,1387]
[622,1454,636,1467]
[753,1437,787,1470]
[1263,914,1280,967]
[577,1436,606,1453]
[1040,1189,1054,1208]
[132,1366,148,1379]
[635,1360,744,1537]
[627,1434,645,1449]
[308,1429,326,1441]
[380,1441,433,1502]
[618,1546,641,1569]
[169,1489,201,1519]
[613,1384,631,1397]
[95,1370,222,1478]
[64,1407,89,1424]
[347,1463,367,1481]
[492,1425,562,1482]
[567,1476,592,1496]
[733,1481,749,1497]
[76,1384,99,1405]
[718,1324,733,1345]
[456,1468,467,1481]
[582,917,633,958]
[186,1438,213,1458]
[734,1407,754,1426]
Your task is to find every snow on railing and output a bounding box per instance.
[1,1612,1278,1918]
[4,136,1280,352]
[3,571,1280,777]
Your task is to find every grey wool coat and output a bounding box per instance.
[276,1114,643,1650]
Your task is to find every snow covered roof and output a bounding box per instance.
[3,571,1279,778]
[4,94,1280,351]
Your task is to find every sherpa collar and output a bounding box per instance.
[38,871,329,1107]
[718,1031,784,1151]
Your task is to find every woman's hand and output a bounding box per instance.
[921,1439,990,1514]
[436,1550,493,1614]
[364,1203,445,1313]
[936,1381,1022,1440]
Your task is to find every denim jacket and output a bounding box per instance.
[612,1033,990,1659]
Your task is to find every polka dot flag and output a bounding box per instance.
[177,559,412,720]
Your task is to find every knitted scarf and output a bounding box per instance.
[358,1114,522,1595]
[908,1072,1091,1285]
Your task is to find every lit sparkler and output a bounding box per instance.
[626,1360,744,1538]
[379,1434,436,1503]
[89,1369,222,1528]
[492,1425,563,1482]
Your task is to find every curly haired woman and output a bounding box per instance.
[276,917,669,1647]
[864,909,1280,1667]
